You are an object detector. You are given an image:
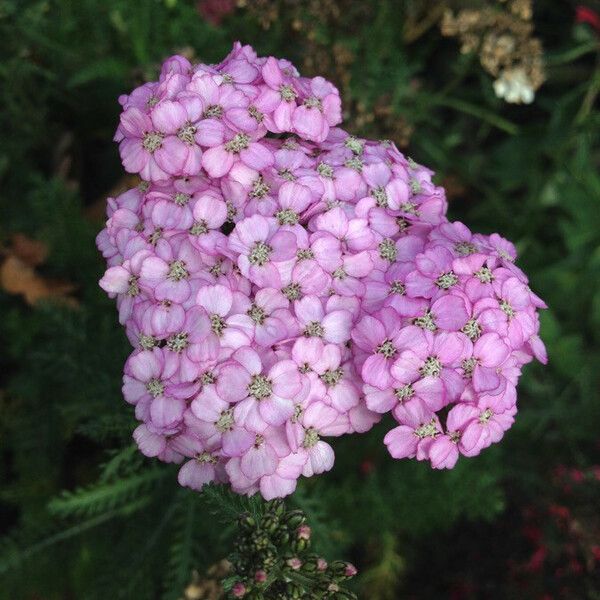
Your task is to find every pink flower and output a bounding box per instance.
[292,338,360,413]
[294,295,353,344]
[196,283,253,349]
[291,76,342,142]
[314,206,374,252]
[352,308,409,390]
[390,327,472,409]
[202,129,274,178]
[384,399,442,460]
[139,238,202,303]
[216,347,302,427]
[229,215,297,287]
[100,44,548,497]
[259,57,301,133]
[118,107,174,182]
[287,401,346,476]
[246,287,294,347]
[405,246,460,300]
[99,249,153,324]
[460,397,516,457]
[362,162,409,211]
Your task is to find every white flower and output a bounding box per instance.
[493,67,535,104]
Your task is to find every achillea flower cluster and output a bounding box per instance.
[98,43,547,499]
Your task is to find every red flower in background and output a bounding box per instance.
[576,5,600,34]
[197,0,236,26]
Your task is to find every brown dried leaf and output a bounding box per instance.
[10,233,49,267]
[0,255,78,307]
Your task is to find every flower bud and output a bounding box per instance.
[254,569,267,583]
[283,510,305,530]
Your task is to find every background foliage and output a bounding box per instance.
[1,0,599,598]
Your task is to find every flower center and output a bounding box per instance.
[298,363,311,374]
[248,241,272,266]
[400,202,419,215]
[148,228,163,245]
[414,419,439,439]
[396,217,409,232]
[377,339,397,358]
[279,84,297,101]
[420,356,442,378]
[410,179,422,194]
[461,318,482,340]
[344,136,363,154]
[412,311,437,331]
[215,408,234,433]
[394,384,414,402]
[292,403,304,422]
[479,408,493,423]
[282,282,302,300]
[276,209,299,225]
[248,375,272,400]
[221,73,234,84]
[168,260,189,281]
[208,261,223,277]
[435,271,458,290]
[379,239,397,262]
[172,192,190,206]
[146,96,159,107]
[203,104,224,119]
[320,367,344,387]
[372,187,388,207]
[389,280,406,295]
[248,304,266,325]
[177,122,197,145]
[304,321,325,337]
[303,427,320,448]
[278,168,296,181]
[146,378,164,398]
[296,248,314,261]
[455,241,477,256]
[303,96,323,110]
[475,267,494,283]
[127,275,140,297]
[333,267,347,280]
[461,357,477,378]
[167,332,189,353]
[210,314,226,336]
[142,131,164,153]
[139,334,157,350]
[344,156,363,171]
[317,162,334,178]
[500,299,515,318]
[201,371,216,385]
[196,451,218,464]
[226,202,237,221]
[248,105,264,122]
[254,434,265,448]
[190,220,209,235]
[250,176,270,199]
[224,133,250,154]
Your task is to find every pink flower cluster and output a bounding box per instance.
[98,43,547,499]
